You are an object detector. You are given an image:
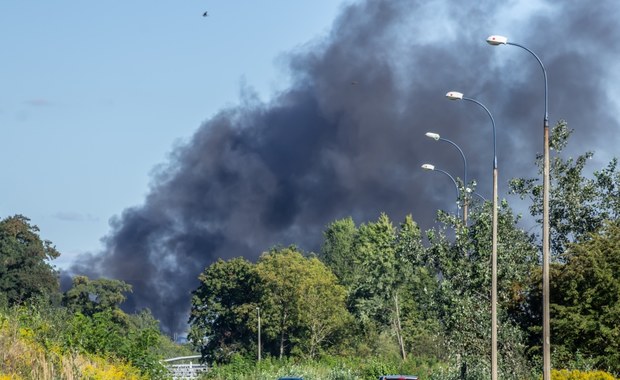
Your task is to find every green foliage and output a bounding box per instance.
[423,201,538,378]
[320,217,358,284]
[189,248,352,363]
[189,257,260,362]
[201,355,439,380]
[63,275,132,317]
[256,247,351,359]
[509,121,620,259]
[550,369,618,380]
[320,214,436,361]
[62,308,168,378]
[0,302,171,379]
[550,221,620,374]
[0,215,60,306]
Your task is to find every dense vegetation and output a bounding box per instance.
[188,123,620,379]
[0,216,194,379]
[1,122,619,379]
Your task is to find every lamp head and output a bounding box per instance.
[425,132,440,140]
[421,164,435,171]
[486,35,508,45]
[446,91,463,100]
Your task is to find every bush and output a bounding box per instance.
[550,369,617,380]
[0,313,146,380]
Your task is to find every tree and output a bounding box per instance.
[424,203,538,377]
[63,275,132,317]
[255,246,350,359]
[510,121,620,258]
[321,214,439,360]
[188,257,259,362]
[351,213,398,325]
[550,221,620,373]
[394,215,440,360]
[319,217,357,285]
[295,254,351,359]
[509,121,620,370]
[0,215,60,306]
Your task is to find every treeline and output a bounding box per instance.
[1,122,619,379]
[188,123,620,378]
[0,216,192,379]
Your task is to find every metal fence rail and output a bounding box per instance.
[162,355,208,380]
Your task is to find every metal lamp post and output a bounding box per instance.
[486,34,550,380]
[446,91,498,380]
[421,163,461,217]
[425,132,469,224]
[256,307,261,362]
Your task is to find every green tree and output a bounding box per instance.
[320,214,440,360]
[510,121,620,258]
[551,221,620,373]
[188,257,259,362]
[351,213,398,325]
[256,246,350,360]
[0,215,60,306]
[425,203,538,377]
[394,215,442,360]
[295,255,351,359]
[510,121,620,370]
[319,217,357,285]
[63,275,133,317]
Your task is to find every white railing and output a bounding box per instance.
[162,355,208,380]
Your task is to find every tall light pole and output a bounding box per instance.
[421,163,460,217]
[486,34,551,380]
[256,307,261,362]
[446,91,498,380]
[425,132,469,224]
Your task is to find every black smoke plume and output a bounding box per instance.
[69,0,620,334]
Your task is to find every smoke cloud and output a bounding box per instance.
[69,0,620,334]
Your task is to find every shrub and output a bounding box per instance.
[550,369,617,380]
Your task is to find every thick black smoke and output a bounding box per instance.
[69,1,620,334]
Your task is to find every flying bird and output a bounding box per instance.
[203,11,208,17]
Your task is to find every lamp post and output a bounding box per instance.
[425,132,469,224]
[256,307,261,362]
[486,35,550,380]
[421,163,460,217]
[446,91,498,380]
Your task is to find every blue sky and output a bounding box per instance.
[0,1,351,268]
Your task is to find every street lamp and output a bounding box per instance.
[421,163,460,217]
[446,91,499,380]
[425,132,469,224]
[486,34,551,380]
[256,307,261,362]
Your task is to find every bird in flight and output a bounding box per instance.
[203,11,208,17]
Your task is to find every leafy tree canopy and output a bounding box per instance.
[63,275,132,317]
[0,214,60,306]
[510,121,620,258]
[188,257,259,362]
[551,221,620,373]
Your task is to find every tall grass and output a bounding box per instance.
[0,310,146,380]
[200,354,440,380]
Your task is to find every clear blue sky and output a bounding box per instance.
[0,1,351,268]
